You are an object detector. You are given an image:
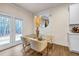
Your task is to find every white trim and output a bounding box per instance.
[69,49,79,53]
[0,41,22,51]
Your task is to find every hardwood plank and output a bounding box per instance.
[0,44,79,56]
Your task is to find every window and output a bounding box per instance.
[0,15,10,45]
[15,18,23,41]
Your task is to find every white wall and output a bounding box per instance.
[35,4,69,46]
[52,5,69,46]
[0,3,33,35]
[0,3,69,47]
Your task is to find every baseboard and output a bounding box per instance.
[69,49,79,53]
[0,41,22,51]
[52,42,69,48]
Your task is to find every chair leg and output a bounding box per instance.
[36,51,43,56]
[22,44,27,55]
[46,43,49,56]
[47,47,48,56]
[40,53,43,56]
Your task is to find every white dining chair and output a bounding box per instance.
[42,35,53,50]
[21,36,30,53]
[30,38,48,55]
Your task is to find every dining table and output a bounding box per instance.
[22,34,53,55]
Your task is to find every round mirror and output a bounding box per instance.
[41,16,49,28]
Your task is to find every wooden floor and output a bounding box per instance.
[0,44,79,56]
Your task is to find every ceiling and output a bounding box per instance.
[15,3,63,13]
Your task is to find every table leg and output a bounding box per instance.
[47,43,49,56]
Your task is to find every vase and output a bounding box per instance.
[36,27,39,39]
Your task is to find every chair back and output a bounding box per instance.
[30,39,47,52]
[21,36,30,45]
